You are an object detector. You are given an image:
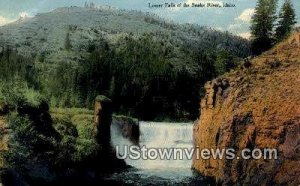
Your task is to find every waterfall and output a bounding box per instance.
[111,121,193,170]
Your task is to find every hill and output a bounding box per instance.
[0,6,250,120]
[0,7,249,58]
[192,30,300,185]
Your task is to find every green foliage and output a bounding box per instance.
[0,81,45,109]
[55,135,77,165]
[40,33,245,120]
[251,0,278,55]
[50,107,94,116]
[250,0,298,54]
[4,101,59,170]
[1,87,97,170]
[0,28,249,121]
[4,115,36,169]
[51,108,98,165]
[64,32,72,51]
[73,138,98,162]
[72,120,98,161]
[214,49,238,76]
[275,0,297,42]
[0,47,39,89]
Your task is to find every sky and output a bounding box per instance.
[0,0,299,38]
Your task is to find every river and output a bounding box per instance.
[105,121,214,185]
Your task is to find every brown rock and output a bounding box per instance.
[112,115,140,145]
[93,95,112,149]
[192,31,300,185]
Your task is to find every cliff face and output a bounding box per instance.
[192,31,300,185]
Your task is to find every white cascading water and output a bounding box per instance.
[111,121,193,171]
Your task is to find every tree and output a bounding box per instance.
[250,0,278,55]
[64,32,72,51]
[214,49,236,76]
[275,0,297,42]
[90,2,95,9]
[84,1,88,8]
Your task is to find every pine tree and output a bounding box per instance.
[275,0,296,42]
[64,32,72,51]
[90,2,95,9]
[250,0,278,55]
[84,1,88,8]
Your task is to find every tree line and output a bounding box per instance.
[0,32,249,121]
[251,0,297,55]
[48,34,243,120]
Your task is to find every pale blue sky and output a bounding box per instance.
[0,0,299,38]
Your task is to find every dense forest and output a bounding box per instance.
[0,6,251,121]
[0,32,249,121]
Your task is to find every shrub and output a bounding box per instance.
[0,82,46,110]
[51,107,98,164]
[4,115,36,169]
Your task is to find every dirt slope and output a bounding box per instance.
[192,30,300,185]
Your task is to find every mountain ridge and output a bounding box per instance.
[0,6,250,59]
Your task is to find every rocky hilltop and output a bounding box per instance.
[192,30,300,185]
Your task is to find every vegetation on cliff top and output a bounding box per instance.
[251,0,297,55]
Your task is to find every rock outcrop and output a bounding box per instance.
[93,95,128,172]
[94,95,113,149]
[112,115,140,145]
[192,31,300,185]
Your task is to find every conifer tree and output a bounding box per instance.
[84,1,88,8]
[275,0,297,42]
[250,0,278,55]
[64,32,72,51]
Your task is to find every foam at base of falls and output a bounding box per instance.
[111,121,194,170]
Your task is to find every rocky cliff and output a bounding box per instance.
[192,31,300,185]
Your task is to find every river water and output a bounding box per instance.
[106,122,213,185]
